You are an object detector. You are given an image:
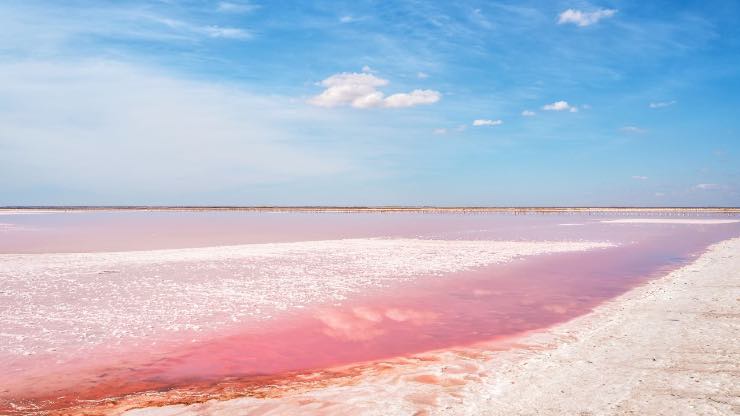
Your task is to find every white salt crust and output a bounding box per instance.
[601,219,739,224]
[0,239,611,359]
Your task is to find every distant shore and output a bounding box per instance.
[1,206,739,214]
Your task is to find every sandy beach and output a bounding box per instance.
[120,237,740,416]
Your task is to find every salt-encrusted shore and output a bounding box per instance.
[3,238,620,414]
[123,237,740,416]
[0,239,611,359]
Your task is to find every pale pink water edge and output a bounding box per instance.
[1,211,739,413]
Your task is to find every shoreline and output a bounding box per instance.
[1,206,739,214]
[118,237,740,415]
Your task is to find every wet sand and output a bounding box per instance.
[122,237,740,416]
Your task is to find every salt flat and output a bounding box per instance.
[0,238,610,359]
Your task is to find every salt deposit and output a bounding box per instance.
[0,238,611,359]
[602,219,739,224]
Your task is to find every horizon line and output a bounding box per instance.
[2,205,739,212]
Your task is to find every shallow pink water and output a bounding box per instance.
[4,210,733,254]
[1,211,738,413]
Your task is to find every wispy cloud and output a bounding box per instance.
[521,110,536,116]
[470,8,494,29]
[542,101,578,112]
[309,72,441,109]
[140,15,253,40]
[472,119,503,126]
[217,2,259,14]
[0,60,351,203]
[339,15,369,24]
[632,175,648,180]
[0,3,255,50]
[203,26,251,39]
[620,126,647,134]
[433,128,447,135]
[417,72,429,79]
[558,8,617,27]
[649,100,676,108]
[695,183,722,190]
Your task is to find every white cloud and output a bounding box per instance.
[384,90,441,108]
[433,128,447,135]
[558,8,617,27]
[361,65,374,73]
[649,100,676,108]
[521,110,536,116]
[655,192,665,197]
[309,72,441,109]
[695,183,722,190]
[542,100,577,112]
[217,2,259,13]
[631,175,648,180]
[309,72,388,108]
[473,119,503,126]
[417,72,429,79]
[620,126,647,134]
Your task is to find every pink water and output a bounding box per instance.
[1,210,738,413]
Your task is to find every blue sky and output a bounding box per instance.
[1,0,739,206]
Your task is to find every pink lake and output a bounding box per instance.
[1,210,738,413]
